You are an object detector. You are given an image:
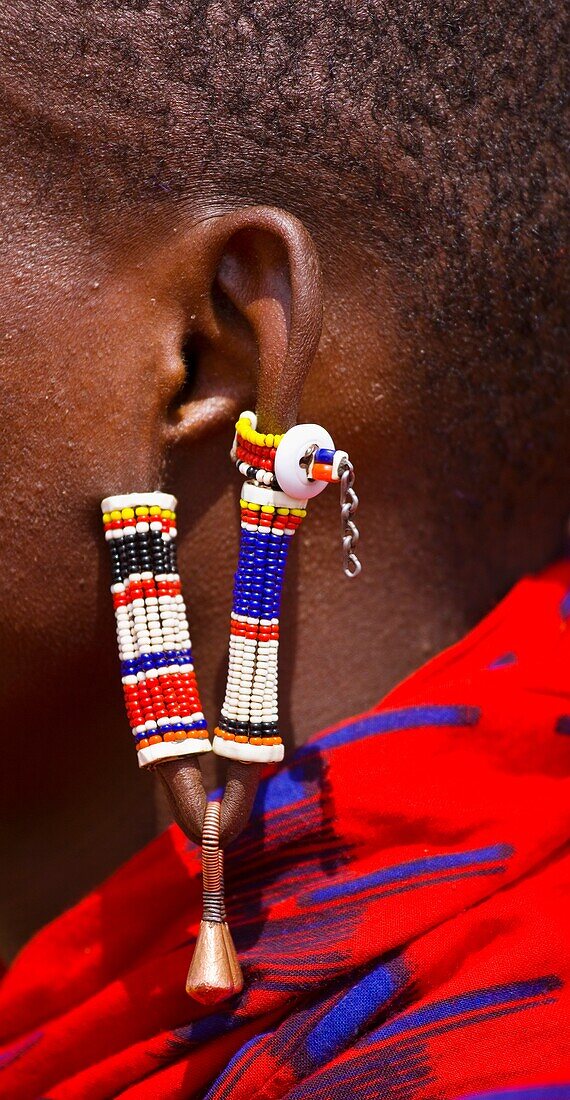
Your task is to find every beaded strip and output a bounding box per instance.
[231,413,284,487]
[213,486,306,764]
[101,492,211,767]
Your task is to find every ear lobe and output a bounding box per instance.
[165,206,323,446]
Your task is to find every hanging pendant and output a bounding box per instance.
[186,801,244,1003]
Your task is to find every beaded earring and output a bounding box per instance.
[100,493,211,767]
[212,410,361,764]
[101,414,360,1003]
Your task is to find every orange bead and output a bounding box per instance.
[148,735,163,745]
[136,738,149,750]
[250,737,262,745]
[235,735,248,743]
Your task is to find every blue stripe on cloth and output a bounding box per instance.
[249,706,481,818]
[305,957,409,1067]
[488,652,518,669]
[555,716,570,736]
[363,976,561,1044]
[461,1087,570,1100]
[560,591,570,620]
[253,763,317,816]
[204,1032,272,1100]
[304,843,513,904]
[297,704,481,756]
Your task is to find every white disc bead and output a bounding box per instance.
[274,423,335,499]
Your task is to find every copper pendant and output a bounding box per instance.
[186,801,243,1003]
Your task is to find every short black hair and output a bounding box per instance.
[3,1,569,478]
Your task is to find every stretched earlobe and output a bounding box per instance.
[213,210,323,433]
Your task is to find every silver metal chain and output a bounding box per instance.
[339,460,362,578]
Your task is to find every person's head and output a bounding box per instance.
[1,1,568,787]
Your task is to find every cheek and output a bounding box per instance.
[0,272,164,700]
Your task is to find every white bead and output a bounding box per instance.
[101,491,177,514]
[274,422,335,499]
[332,449,349,480]
[241,481,307,509]
[212,734,283,765]
[137,738,212,768]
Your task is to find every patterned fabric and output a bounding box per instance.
[1,561,569,1099]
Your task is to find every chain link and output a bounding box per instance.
[339,460,362,578]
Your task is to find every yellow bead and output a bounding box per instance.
[276,507,290,515]
[110,510,121,520]
[149,505,161,515]
[265,433,274,447]
[291,508,306,516]
[261,505,275,513]
[135,507,148,515]
[121,507,135,519]
[102,512,110,524]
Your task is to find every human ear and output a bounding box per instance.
[156,206,323,845]
[162,205,323,447]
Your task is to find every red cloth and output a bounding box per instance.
[1,563,569,1099]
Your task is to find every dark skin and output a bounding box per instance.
[1,26,568,957]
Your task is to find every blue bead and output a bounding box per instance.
[315,447,335,464]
